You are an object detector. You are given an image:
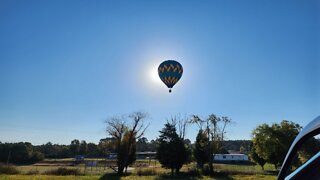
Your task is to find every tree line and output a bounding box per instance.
[0,138,248,165]
[1,111,318,176]
[0,142,44,164]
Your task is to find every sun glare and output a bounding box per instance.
[149,66,161,84]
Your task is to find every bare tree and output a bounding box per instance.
[170,115,189,140]
[190,115,204,130]
[191,114,232,174]
[105,112,149,175]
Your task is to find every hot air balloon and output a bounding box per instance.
[158,60,183,93]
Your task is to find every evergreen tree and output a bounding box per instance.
[194,129,209,170]
[157,122,188,175]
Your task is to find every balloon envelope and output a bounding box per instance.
[158,60,183,92]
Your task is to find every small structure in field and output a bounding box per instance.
[75,155,85,162]
[213,154,249,162]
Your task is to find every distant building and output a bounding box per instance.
[100,137,116,142]
[136,152,156,159]
[106,152,157,160]
[213,154,249,162]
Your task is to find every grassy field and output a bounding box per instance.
[0,174,276,180]
[0,159,278,179]
[13,162,276,176]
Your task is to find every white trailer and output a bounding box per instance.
[213,154,249,161]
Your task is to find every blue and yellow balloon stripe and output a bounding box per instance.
[158,63,182,74]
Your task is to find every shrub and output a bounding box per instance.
[30,151,45,163]
[44,167,81,176]
[0,163,20,174]
[25,169,39,175]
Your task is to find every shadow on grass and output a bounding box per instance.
[213,161,256,166]
[265,170,279,175]
[99,172,236,180]
[99,172,130,180]
[155,172,235,180]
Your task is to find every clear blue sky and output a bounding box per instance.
[0,0,319,145]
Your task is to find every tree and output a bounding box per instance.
[98,138,116,157]
[105,112,148,175]
[223,140,251,153]
[190,114,232,174]
[122,131,136,172]
[252,120,301,169]
[136,137,148,152]
[115,131,137,173]
[299,138,320,162]
[157,122,188,175]
[57,145,71,158]
[0,142,44,164]
[184,138,193,163]
[249,142,266,170]
[174,115,188,140]
[172,116,192,164]
[149,139,158,152]
[239,146,245,154]
[39,142,54,158]
[70,139,80,156]
[87,143,99,157]
[194,129,209,170]
[79,140,87,155]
